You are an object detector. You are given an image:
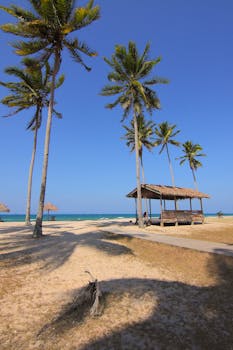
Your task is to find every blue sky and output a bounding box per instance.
[0,0,233,214]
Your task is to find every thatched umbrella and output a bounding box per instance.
[0,203,10,212]
[44,202,58,221]
[0,203,10,222]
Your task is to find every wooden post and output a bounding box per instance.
[163,199,166,210]
[174,197,178,210]
[160,197,163,215]
[200,198,203,213]
[190,198,193,211]
[149,199,152,219]
[135,198,138,223]
[160,197,163,226]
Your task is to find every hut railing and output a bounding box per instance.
[159,210,204,226]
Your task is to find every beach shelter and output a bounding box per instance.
[0,203,10,222]
[44,202,58,221]
[126,184,210,226]
[0,203,10,212]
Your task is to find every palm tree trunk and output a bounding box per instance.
[133,112,143,227]
[166,144,175,187]
[25,114,39,225]
[141,156,145,184]
[192,168,198,191]
[140,156,149,216]
[33,53,60,238]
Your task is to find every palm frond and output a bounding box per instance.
[100,85,125,96]
[55,74,65,89]
[143,76,169,86]
[12,39,48,55]
[105,95,123,110]
[52,109,63,119]
[0,5,37,21]
[64,38,96,70]
[1,105,28,118]
[71,1,100,30]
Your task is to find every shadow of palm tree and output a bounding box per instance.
[0,225,32,234]
[78,253,233,350]
[38,257,233,350]
[97,220,135,228]
[0,229,133,271]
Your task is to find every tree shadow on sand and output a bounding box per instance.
[97,220,136,228]
[37,252,233,350]
[0,225,33,235]
[0,229,133,271]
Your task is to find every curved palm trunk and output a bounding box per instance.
[33,53,60,238]
[141,156,145,184]
[25,114,39,225]
[140,155,149,216]
[166,144,175,187]
[191,168,198,191]
[133,113,143,227]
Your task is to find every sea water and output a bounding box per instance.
[0,213,136,222]
[0,213,232,223]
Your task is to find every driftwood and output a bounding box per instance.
[85,270,102,316]
[37,271,103,337]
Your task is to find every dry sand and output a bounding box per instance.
[0,218,233,349]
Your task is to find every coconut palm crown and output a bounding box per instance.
[0,58,64,225]
[177,140,206,190]
[122,115,156,183]
[0,58,63,126]
[154,121,180,186]
[0,0,100,238]
[101,41,168,227]
[0,0,100,70]
[101,41,168,120]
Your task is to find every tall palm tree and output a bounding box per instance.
[101,41,168,227]
[123,115,155,218]
[0,58,64,225]
[122,115,155,184]
[154,121,180,187]
[0,0,100,237]
[177,141,206,190]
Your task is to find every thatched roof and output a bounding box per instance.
[0,203,10,212]
[126,184,210,200]
[44,202,58,211]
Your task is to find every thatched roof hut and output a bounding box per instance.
[0,203,10,212]
[126,184,210,200]
[126,184,210,225]
[44,202,58,220]
[44,202,58,211]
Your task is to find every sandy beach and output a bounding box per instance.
[1,217,233,349]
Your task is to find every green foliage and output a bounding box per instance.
[122,115,156,158]
[0,58,63,130]
[177,141,206,170]
[0,0,100,70]
[154,121,180,154]
[101,41,168,121]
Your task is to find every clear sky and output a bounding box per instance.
[0,0,233,214]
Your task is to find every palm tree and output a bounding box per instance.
[101,41,168,227]
[122,115,155,218]
[177,141,206,190]
[0,58,64,225]
[122,115,155,184]
[154,121,180,187]
[0,0,100,237]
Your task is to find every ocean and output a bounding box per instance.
[0,213,232,223]
[0,213,136,222]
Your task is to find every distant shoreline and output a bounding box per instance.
[0,213,233,223]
